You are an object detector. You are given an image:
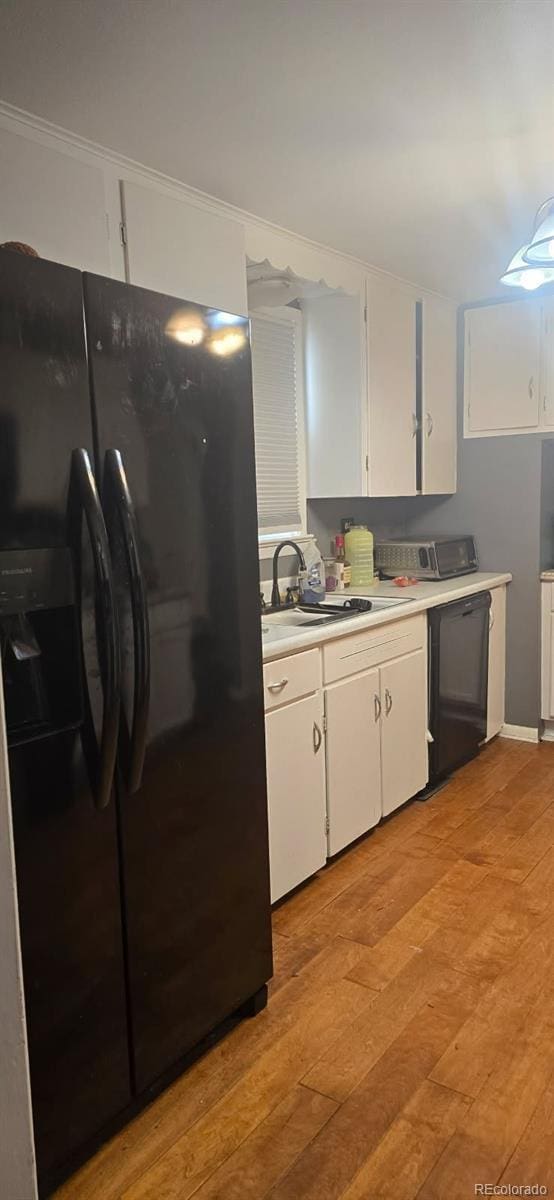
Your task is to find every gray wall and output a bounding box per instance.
[307,497,414,557]
[405,437,544,727]
[404,306,553,730]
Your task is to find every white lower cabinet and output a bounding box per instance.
[264,691,327,904]
[380,651,428,816]
[486,586,507,740]
[264,615,429,897]
[325,648,428,853]
[325,669,382,856]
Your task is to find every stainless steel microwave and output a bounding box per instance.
[375,535,478,580]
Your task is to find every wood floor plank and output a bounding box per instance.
[338,1079,471,1200]
[56,937,370,1200]
[269,930,328,997]
[396,831,460,862]
[346,918,437,992]
[187,1084,337,1200]
[267,971,484,1200]
[122,978,371,1200]
[394,859,491,931]
[498,1073,554,1193]
[302,951,481,1103]
[338,855,452,947]
[429,916,554,1098]
[272,838,404,938]
[418,987,554,1199]
[492,805,554,883]
[56,741,554,1200]
[302,850,410,940]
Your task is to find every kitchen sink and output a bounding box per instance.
[261,594,414,642]
[263,608,348,628]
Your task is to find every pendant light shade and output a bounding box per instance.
[500,242,554,290]
[523,198,554,265]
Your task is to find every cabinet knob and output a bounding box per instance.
[426,411,434,437]
[374,693,382,722]
[313,721,323,753]
[385,688,393,716]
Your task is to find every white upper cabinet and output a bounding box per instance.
[366,273,417,497]
[121,180,248,314]
[421,295,457,494]
[304,290,366,498]
[0,126,110,274]
[464,300,541,435]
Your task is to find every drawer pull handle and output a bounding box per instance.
[426,411,434,437]
[313,721,323,753]
[385,688,393,716]
[374,693,382,722]
[267,677,289,693]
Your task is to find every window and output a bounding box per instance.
[250,307,306,545]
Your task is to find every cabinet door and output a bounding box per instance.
[464,301,540,434]
[380,650,428,816]
[0,126,110,273]
[422,295,457,494]
[304,291,366,497]
[122,180,247,314]
[325,669,381,855]
[265,693,327,903]
[367,274,417,496]
[486,586,506,740]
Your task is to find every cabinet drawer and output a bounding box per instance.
[263,648,321,711]
[323,614,426,684]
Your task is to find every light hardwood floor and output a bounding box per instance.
[55,737,554,1200]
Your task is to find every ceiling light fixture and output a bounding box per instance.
[500,244,553,291]
[501,198,554,290]
[523,197,554,264]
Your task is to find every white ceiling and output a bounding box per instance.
[1,0,553,300]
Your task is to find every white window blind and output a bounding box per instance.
[250,309,304,536]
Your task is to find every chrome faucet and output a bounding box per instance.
[271,541,306,608]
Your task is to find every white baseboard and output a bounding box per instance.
[500,723,540,744]
[541,721,554,743]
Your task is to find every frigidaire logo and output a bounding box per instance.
[1,567,32,575]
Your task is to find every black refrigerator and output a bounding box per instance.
[0,249,272,1194]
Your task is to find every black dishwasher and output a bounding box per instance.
[428,591,491,786]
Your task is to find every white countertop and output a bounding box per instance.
[262,572,512,661]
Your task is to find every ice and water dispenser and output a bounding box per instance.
[0,548,83,746]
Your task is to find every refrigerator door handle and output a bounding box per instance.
[103,448,150,793]
[70,448,121,810]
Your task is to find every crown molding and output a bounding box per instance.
[0,99,456,303]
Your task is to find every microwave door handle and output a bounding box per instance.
[70,448,121,811]
[103,449,150,794]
